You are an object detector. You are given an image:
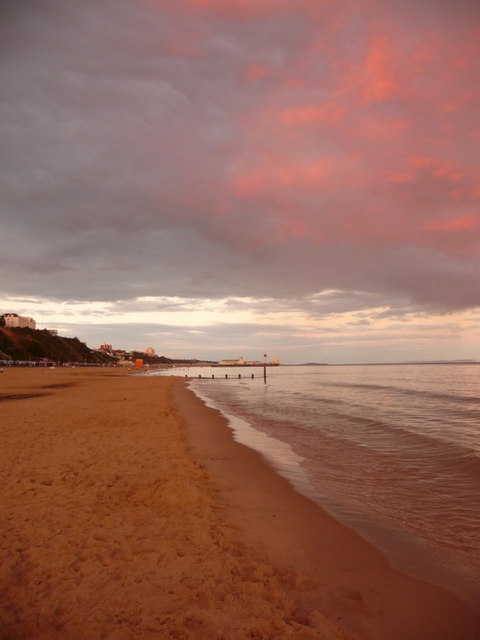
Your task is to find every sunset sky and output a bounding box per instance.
[1,0,480,363]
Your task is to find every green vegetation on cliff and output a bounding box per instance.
[0,327,114,364]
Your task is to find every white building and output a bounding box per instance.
[2,313,36,329]
[217,356,245,366]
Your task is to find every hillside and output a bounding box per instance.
[0,327,114,364]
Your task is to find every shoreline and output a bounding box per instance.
[182,375,479,612]
[174,378,480,640]
[1,368,479,639]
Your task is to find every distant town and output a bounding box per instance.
[96,346,280,367]
[0,312,280,367]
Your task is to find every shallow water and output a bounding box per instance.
[153,363,480,608]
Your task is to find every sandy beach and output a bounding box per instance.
[1,368,479,639]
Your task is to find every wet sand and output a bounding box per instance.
[0,367,479,639]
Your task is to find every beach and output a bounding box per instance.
[1,368,479,639]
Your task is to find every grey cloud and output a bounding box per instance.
[51,316,461,365]
[1,0,480,319]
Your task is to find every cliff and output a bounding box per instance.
[0,327,114,364]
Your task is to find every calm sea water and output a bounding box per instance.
[152,364,480,608]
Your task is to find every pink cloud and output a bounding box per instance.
[350,115,412,141]
[279,103,347,127]
[385,172,416,184]
[362,35,402,103]
[408,157,470,185]
[276,219,308,241]
[242,63,272,84]
[231,156,341,200]
[120,0,480,299]
[423,216,480,233]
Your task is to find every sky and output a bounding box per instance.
[1,0,480,364]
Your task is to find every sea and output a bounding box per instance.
[151,363,480,609]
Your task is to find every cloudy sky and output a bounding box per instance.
[1,0,480,364]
